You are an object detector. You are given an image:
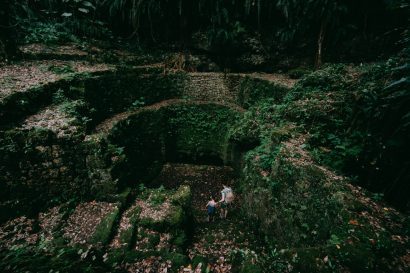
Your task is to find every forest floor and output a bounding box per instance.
[1,43,298,103]
[0,60,113,100]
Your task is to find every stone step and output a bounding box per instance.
[62,201,120,246]
[109,185,191,252]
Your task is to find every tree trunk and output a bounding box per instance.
[363,13,368,38]
[315,19,327,69]
[0,0,18,61]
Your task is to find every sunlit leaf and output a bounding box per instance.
[82,1,96,9]
[78,8,89,13]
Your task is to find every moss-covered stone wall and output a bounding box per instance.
[107,103,241,187]
[84,69,187,126]
[0,76,83,128]
[0,129,88,221]
[164,104,240,164]
[0,69,288,131]
[0,69,287,221]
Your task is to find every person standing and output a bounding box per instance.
[206,195,217,222]
[218,185,234,219]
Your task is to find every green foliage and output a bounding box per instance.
[14,0,112,45]
[0,246,117,273]
[91,205,120,245]
[85,69,185,126]
[282,60,410,208]
[241,141,344,248]
[287,67,311,79]
[164,252,189,269]
[171,185,192,208]
[22,22,78,44]
[230,54,410,271]
[165,104,240,163]
[48,64,75,74]
[172,231,188,248]
[208,20,245,52]
[58,0,113,39]
[130,97,146,110]
[239,77,289,108]
[309,131,365,171]
[231,249,263,273]
[5,0,407,64]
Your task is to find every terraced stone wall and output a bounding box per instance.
[0,69,289,221]
[0,75,85,128]
[0,67,289,130]
[182,73,289,108]
[182,73,242,104]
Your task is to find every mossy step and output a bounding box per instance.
[109,185,191,250]
[110,203,141,250]
[137,186,191,231]
[62,201,120,246]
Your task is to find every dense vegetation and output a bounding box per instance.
[0,0,409,272]
[1,0,408,67]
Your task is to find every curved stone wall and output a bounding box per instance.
[0,69,288,219]
[106,102,241,187]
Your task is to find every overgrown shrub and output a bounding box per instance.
[22,22,78,44]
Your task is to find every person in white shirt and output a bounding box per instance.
[218,185,234,219]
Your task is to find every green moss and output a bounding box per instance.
[167,206,184,227]
[90,205,120,245]
[172,231,188,248]
[114,188,132,206]
[191,256,209,272]
[85,69,186,126]
[171,185,191,207]
[238,77,289,108]
[240,263,263,273]
[270,123,298,144]
[231,250,263,273]
[338,244,374,273]
[147,233,161,248]
[117,206,141,249]
[138,204,184,232]
[164,104,240,164]
[164,253,189,269]
[240,138,345,248]
[287,67,312,79]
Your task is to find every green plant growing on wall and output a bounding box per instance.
[130,97,146,110]
[48,64,75,75]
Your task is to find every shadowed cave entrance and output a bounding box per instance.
[106,103,246,188]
